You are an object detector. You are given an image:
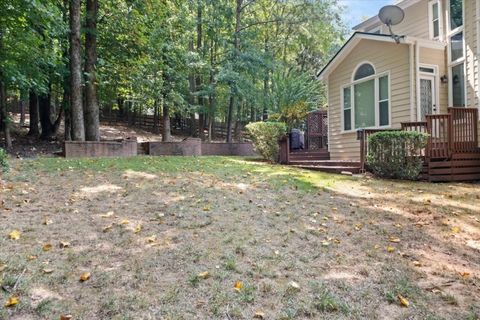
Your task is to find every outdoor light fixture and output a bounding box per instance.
[378,5,405,44]
[441,75,448,83]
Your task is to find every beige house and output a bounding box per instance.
[318,0,478,161]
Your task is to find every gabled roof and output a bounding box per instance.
[316,32,407,80]
[353,0,423,31]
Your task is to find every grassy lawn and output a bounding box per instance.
[1,156,479,319]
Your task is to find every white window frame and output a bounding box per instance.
[428,0,444,40]
[341,63,391,133]
[417,64,439,120]
[447,0,466,107]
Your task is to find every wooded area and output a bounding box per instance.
[0,0,345,148]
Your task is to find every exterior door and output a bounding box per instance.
[419,75,437,121]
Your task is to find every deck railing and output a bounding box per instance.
[448,107,478,153]
[359,107,479,170]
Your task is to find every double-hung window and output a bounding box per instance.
[342,63,390,131]
[447,0,466,107]
[429,0,443,40]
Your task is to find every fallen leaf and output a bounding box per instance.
[389,237,401,243]
[145,235,157,243]
[120,219,129,225]
[27,255,37,261]
[8,230,21,240]
[234,280,243,292]
[197,271,210,279]
[386,246,395,252]
[134,224,142,234]
[451,226,461,233]
[287,281,301,292]
[0,264,6,272]
[100,211,114,218]
[79,272,91,282]
[103,223,114,232]
[459,271,470,279]
[60,315,73,320]
[413,261,421,267]
[321,241,330,247]
[253,311,265,319]
[398,295,409,307]
[42,268,54,274]
[43,217,53,225]
[59,241,71,248]
[4,296,19,307]
[42,244,52,252]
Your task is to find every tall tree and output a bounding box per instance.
[84,0,100,141]
[69,0,85,141]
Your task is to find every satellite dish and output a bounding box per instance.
[378,5,405,26]
[378,5,405,43]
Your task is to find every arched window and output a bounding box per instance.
[353,63,375,80]
[342,62,390,131]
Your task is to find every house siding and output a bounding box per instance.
[328,40,410,160]
[419,46,448,114]
[365,1,429,39]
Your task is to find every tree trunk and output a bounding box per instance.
[28,91,40,137]
[162,103,171,142]
[84,0,100,141]
[226,0,242,143]
[0,78,11,149]
[19,91,27,125]
[39,89,55,139]
[153,100,160,134]
[69,0,85,141]
[196,0,205,141]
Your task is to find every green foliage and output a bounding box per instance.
[245,121,287,162]
[367,131,428,180]
[0,148,8,173]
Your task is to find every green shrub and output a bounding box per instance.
[245,121,287,162]
[0,148,8,173]
[366,131,428,180]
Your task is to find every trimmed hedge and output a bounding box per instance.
[245,121,287,162]
[366,131,428,180]
[0,148,8,174]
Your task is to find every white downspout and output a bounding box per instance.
[409,42,415,122]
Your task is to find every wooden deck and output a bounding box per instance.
[359,107,480,182]
[280,107,480,181]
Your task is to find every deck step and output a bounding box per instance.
[289,160,359,166]
[292,165,361,174]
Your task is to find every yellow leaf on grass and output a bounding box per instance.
[389,237,401,243]
[234,280,243,291]
[197,271,210,279]
[120,219,130,225]
[451,226,461,233]
[134,224,142,234]
[79,272,91,282]
[387,246,395,252]
[100,211,114,218]
[8,230,21,240]
[103,223,114,232]
[459,271,470,279]
[27,255,37,261]
[253,311,265,319]
[145,235,157,243]
[397,295,409,307]
[42,244,52,252]
[4,296,19,307]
